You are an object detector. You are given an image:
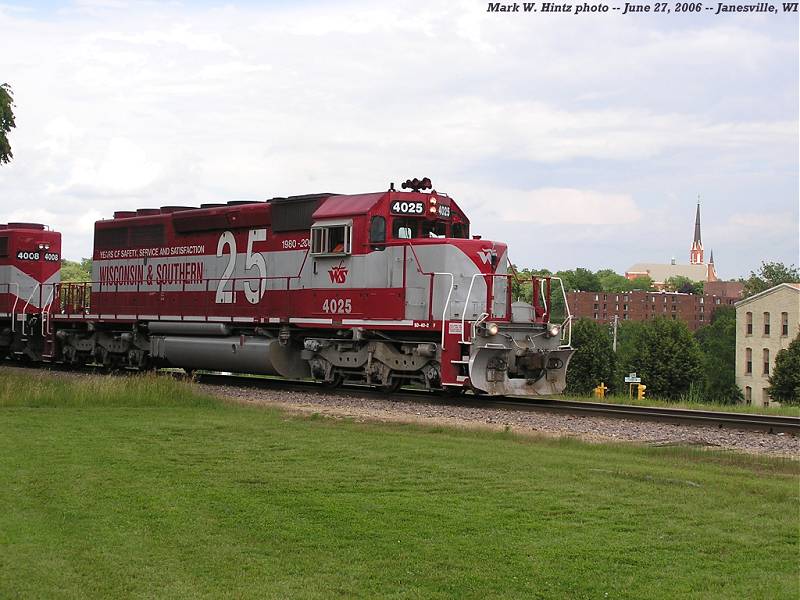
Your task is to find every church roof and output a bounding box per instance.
[626,262,709,283]
[693,202,702,245]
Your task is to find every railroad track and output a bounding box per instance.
[195,372,800,435]
[3,364,797,435]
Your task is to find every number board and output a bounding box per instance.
[437,204,451,218]
[16,250,60,262]
[390,200,425,216]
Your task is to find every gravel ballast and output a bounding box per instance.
[200,383,800,459]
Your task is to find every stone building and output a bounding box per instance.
[734,283,800,406]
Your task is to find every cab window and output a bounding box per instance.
[393,218,417,240]
[311,224,351,255]
[422,221,447,238]
[451,223,469,239]
[369,216,386,243]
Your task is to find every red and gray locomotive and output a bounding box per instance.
[1,179,574,396]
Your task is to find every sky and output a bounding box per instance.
[0,0,797,279]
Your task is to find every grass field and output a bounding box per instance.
[1,370,798,599]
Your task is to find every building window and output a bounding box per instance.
[699,297,704,304]
[700,306,704,313]
[594,294,599,301]
[615,304,619,311]
[745,348,752,374]
[762,389,770,407]
[699,315,704,321]
[651,297,655,303]
[746,312,752,335]
[623,304,628,310]
[715,298,720,305]
[603,303,607,310]
[763,312,770,335]
[745,386,752,404]
[663,297,667,304]
[763,348,769,375]
[623,313,629,320]
[603,294,607,301]
[593,313,598,320]
[782,312,789,336]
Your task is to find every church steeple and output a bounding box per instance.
[690,199,704,264]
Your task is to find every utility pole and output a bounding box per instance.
[612,315,618,353]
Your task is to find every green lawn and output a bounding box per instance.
[1,371,798,599]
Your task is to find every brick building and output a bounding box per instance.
[566,289,737,331]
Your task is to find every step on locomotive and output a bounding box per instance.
[0,178,574,396]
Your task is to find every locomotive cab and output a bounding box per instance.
[303,181,574,396]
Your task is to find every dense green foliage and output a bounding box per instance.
[1,370,798,599]
[664,275,704,295]
[694,307,742,404]
[565,318,615,394]
[616,318,704,398]
[0,83,15,164]
[60,258,92,282]
[768,333,800,405]
[742,261,800,298]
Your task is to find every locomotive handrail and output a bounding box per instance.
[7,283,20,333]
[437,272,454,350]
[549,276,572,348]
[20,283,40,336]
[41,285,55,336]
[460,273,512,344]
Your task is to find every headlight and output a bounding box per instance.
[485,322,499,337]
[547,324,560,338]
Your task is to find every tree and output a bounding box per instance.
[767,333,800,405]
[596,269,632,293]
[664,275,703,295]
[742,262,800,298]
[565,318,615,395]
[617,317,703,398]
[627,275,655,291]
[0,83,15,165]
[694,306,742,404]
[60,258,92,282]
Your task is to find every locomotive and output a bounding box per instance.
[0,179,574,396]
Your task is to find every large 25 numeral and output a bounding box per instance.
[244,229,267,304]
[215,229,268,304]
[215,231,236,304]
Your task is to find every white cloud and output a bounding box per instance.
[462,187,641,225]
[0,0,795,273]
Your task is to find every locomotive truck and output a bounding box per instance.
[0,179,574,396]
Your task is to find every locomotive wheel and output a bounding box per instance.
[379,379,403,394]
[322,374,343,389]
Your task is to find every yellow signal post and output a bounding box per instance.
[637,384,646,400]
[593,383,608,399]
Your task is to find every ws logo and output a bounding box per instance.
[328,262,349,284]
